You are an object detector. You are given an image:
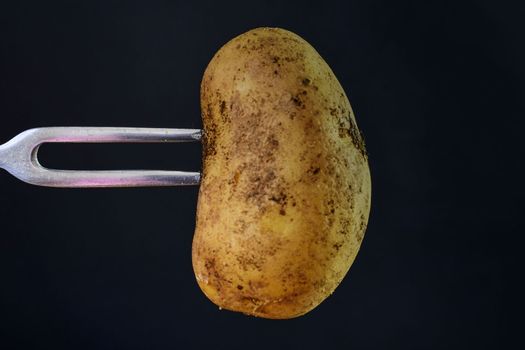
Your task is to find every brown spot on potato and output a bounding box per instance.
[291,95,303,107]
[347,114,367,158]
[333,242,343,251]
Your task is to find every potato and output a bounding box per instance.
[192,27,371,319]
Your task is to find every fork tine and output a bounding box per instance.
[21,127,202,143]
[20,169,201,188]
[0,127,202,188]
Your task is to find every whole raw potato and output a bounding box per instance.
[192,27,371,319]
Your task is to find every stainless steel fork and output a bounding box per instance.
[0,127,201,188]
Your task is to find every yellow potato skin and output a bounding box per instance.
[192,27,371,319]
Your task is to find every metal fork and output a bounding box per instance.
[0,127,201,188]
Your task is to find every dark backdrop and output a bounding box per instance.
[0,1,522,349]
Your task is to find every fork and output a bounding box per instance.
[0,127,201,188]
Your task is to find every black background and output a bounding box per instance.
[0,1,523,349]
